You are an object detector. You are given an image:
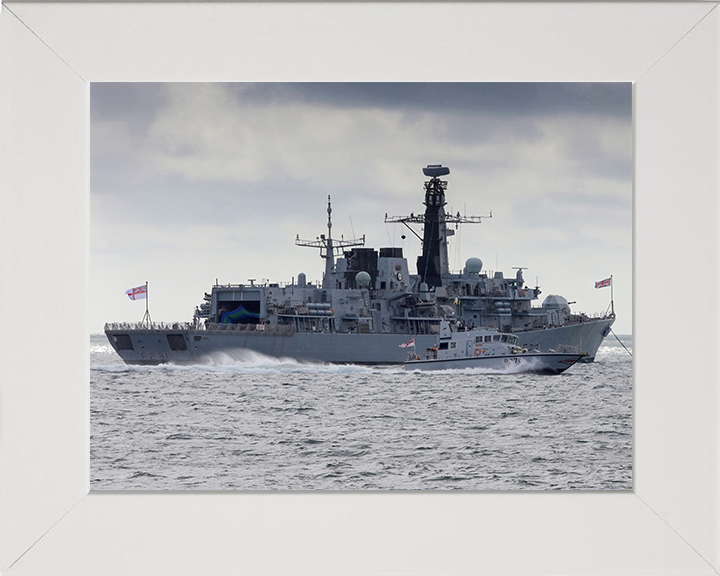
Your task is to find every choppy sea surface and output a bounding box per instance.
[91,333,632,490]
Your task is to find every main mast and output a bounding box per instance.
[295,195,365,289]
[385,165,490,287]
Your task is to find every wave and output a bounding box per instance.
[91,350,387,375]
[91,343,115,355]
[200,349,384,374]
[595,346,632,362]
[407,356,552,375]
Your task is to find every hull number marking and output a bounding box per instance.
[141,352,169,361]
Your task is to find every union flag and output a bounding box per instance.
[595,277,612,289]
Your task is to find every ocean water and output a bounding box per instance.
[90,333,632,490]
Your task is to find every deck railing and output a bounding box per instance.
[104,321,296,335]
[104,321,193,331]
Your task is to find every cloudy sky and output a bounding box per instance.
[91,83,632,335]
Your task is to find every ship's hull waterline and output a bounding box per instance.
[105,316,613,366]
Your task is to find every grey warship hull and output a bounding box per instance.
[106,316,613,365]
[106,324,440,365]
[105,165,617,366]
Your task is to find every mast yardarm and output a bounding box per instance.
[295,195,365,289]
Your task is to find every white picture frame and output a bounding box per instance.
[1,2,718,574]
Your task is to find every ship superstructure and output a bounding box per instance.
[106,165,615,365]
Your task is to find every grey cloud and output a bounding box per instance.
[91,83,632,125]
[91,83,166,135]
[226,82,632,119]
[511,190,631,238]
[564,132,632,182]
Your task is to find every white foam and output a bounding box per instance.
[197,349,378,373]
[91,349,387,375]
[406,356,561,375]
[90,343,115,355]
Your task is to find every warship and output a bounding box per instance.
[105,165,615,365]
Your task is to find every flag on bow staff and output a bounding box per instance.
[595,277,612,289]
[595,276,615,317]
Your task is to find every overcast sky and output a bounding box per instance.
[91,83,632,335]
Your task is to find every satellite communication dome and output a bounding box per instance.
[297,273,306,286]
[465,257,483,274]
[355,271,371,288]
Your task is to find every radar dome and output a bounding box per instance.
[465,257,483,274]
[355,271,371,288]
[297,273,306,286]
